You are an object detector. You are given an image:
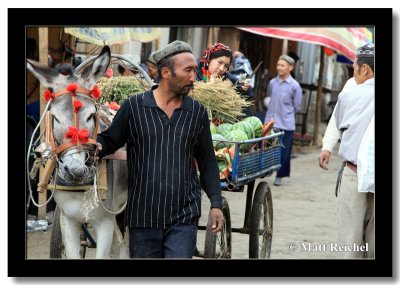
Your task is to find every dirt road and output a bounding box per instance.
[26,145,342,259]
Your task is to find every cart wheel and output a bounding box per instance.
[249,181,273,258]
[204,196,232,258]
[50,206,64,258]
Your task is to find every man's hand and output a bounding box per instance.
[241,82,250,92]
[319,150,331,170]
[95,142,103,161]
[209,208,224,233]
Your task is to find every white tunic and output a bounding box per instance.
[322,77,357,152]
[335,78,374,164]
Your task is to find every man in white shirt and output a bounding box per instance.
[334,44,375,258]
[319,77,357,170]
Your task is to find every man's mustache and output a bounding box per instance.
[184,84,194,89]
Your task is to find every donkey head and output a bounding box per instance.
[27,46,111,184]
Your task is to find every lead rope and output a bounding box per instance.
[80,172,100,220]
[79,160,127,220]
[27,160,57,208]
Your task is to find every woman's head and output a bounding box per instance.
[200,43,232,79]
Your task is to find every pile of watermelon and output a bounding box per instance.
[210,116,276,179]
[210,116,265,149]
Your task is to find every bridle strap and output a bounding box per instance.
[46,111,56,152]
[45,85,100,156]
[53,86,93,99]
[93,110,100,141]
[46,184,93,191]
[55,138,97,156]
[44,110,98,156]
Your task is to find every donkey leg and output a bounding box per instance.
[60,211,82,259]
[92,216,115,258]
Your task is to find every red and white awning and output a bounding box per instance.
[238,27,373,61]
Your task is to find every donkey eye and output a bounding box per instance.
[86,113,95,122]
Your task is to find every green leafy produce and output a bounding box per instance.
[97,76,151,104]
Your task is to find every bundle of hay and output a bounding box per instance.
[191,78,252,124]
[97,76,151,105]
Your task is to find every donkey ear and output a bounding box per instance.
[81,46,111,87]
[27,59,60,89]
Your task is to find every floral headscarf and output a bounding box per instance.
[200,43,232,82]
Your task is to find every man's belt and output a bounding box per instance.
[343,161,357,173]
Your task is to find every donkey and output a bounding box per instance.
[27,46,128,258]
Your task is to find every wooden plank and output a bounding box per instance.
[38,27,48,220]
[212,27,220,44]
[207,28,213,47]
[282,39,288,55]
[154,38,160,51]
[268,38,283,79]
[218,28,240,52]
[313,46,325,146]
[207,27,220,47]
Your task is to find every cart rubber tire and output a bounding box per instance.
[49,206,64,258]
[204,196,232,258]
[249,181,273,258]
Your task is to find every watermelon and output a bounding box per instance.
[210,122,217,135]
[244,116,263,138]
[224,130,248,150]
[217,123,233,137]
[212,134,228,150]
[232,121,255,139]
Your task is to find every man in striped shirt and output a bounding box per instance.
[96,40,223,258]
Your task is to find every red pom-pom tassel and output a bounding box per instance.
[73,100,83,113]
[67,83,78,93]
[78,128,90,144]
[65,126,79,143]
[43,89,54,102]
[91,85,101,99]
[65,126,89,144]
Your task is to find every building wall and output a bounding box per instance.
[26,27,75,104]
[159,28,171,50]
[188,28,208,60]
[26,28,39,104]
[218,28,241,53]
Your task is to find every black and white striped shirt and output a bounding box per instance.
[97,88,222,229]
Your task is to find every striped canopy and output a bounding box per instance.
[238,27,373,61]
[65,27,161,45]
